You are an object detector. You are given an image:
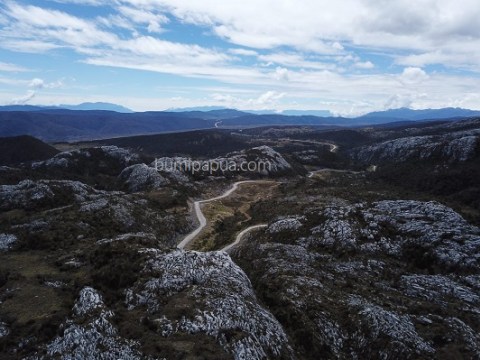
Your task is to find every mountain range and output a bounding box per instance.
[0,102,133,113]
[0,105,479,142]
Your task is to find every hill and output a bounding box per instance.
[0,110,214,142]
[1,107,480,142]
[0,102,133,113]
[0,135,59,165]
[92,129,253,158]
[360,107,480,121]
[59,102,133,113]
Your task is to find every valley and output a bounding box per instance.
[179,180,279,251]
[0,116,479,359]
[2,0,480,357]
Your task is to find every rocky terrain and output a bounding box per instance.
[154,145,293,179]
[0,141,299,359]
[1,119,480,359]
[234,199,480,359]
[350,128,479,165]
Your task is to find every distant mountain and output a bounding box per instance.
[96,129,252,158]
[167,106,226,112]
[280,110,334,117]
[60,102,133,113]
[0,135,59,165]
[0,102,133,113]
[0,110,215,142]
[0,105,49,112]
[1,106,479,142]
[245,109,334,117]
[360,107,480,121]
[219,114,398,127]
[170,107,334,117]
[242,110,280,115]
[178,109,251,120]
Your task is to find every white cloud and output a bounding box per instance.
[117,6,168,33]
[50,0,108,5]
[273,67,289,81]
[399,67,429,85]
[28,77,64,90]
[1,1,480,113]
[211,93,236,104]
[29,78,44,89]
[0,76,27,86]
[11,90,35,104]
[229,48,258,56]
[0,3,244,81]
[118,0,480,69]
[258,52,336,71]
[0,39,61,53]
[354,61,374,69]
[0,62,29,72]
[1,2,118,50]
[210,90,286,110]
[257,90,286,105]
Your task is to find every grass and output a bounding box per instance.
[0,252,60,279]
[0,284,64,325]
[189,182,279,251]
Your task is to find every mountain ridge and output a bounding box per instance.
[1,106,479,142]
[0,102,133,113]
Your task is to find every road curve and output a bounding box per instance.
[307,168,363,178]
[280,138,338,153]
[177,180,273,249]
[221,224,268,253]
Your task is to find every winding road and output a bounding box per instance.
[307,168,362,178]
[278,138,339,153]
[177,180,273,250]
[221,224,268,253]
[178,140,341,251]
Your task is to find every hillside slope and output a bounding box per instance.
[0,135,59,166]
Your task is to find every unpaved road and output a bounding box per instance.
[307,168,363,178]
[278,138,338,153]
[177,180,274,249]
[221,224,268,253]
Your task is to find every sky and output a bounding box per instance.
[1,0,480,115]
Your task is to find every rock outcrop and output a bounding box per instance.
[233,200,480,359]
[31,287,150,360]
[351,129,479,164]
[118,163,170,192]
[126,249,295,360]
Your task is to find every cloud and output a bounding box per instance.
[28,77,64,89]
[4,77,66,106]
[257,90,286,105]
[273,67,289,81]
[1,1,480,113]
[116,6,168,33]
[29,78,44,89]
[0,62,29,72]
[211,90,286,109]
[384,93,428,110]
[117,0,480,69]
[50,0,108,5]
[229,48,258,56]
[11,90,35,104]
[211,93,236,103]
[0,3,245,82]
[399,67,429,85]
[354,61,374,69]
[258,52,337,71]
[1,1,118,50]
[5,0,480,70]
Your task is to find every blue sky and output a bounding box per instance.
[1,0,480,114]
